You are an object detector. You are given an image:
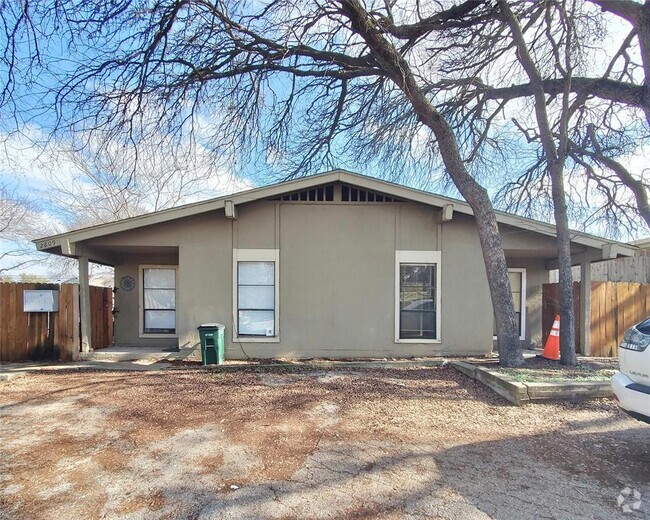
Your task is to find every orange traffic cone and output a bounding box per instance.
[540,315,561,360]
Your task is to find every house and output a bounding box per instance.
[33,170,637,359]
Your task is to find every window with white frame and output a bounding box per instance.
[395,251,441,342]
[233,249,279,339]
[493,268,526,340]
[142,267,176,334]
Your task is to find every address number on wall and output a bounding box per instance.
[37,240,56,250]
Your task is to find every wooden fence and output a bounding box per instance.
[0,283,113,362]
[89,285,113,353]
[543,281,650,357]
[551,251,650,284]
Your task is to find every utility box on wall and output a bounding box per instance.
[23,290,59,312]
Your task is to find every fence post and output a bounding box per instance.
[72,284,80,358]
[79,256,92,352]
[579,262,592,356]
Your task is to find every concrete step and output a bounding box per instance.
[79,348,186,362]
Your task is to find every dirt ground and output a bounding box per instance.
[0,365,648,519]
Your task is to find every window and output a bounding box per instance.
[233,249,279,341]
[238,262,275,336]
[510,270,524,337]
[142,267,176,334]
[395,251,441,343]
[493,268,526,340]
[400,265,436,339]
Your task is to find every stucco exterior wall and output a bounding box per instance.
[96,197,547,358]
[97,213,230,348]
[440,215,493,352]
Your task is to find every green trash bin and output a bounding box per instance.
[197,323,225,365]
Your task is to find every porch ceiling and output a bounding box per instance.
[504,244,588,260]
[505,241,628,269]
[84,245,179,266]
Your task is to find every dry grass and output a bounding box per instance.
[478,356,619,382]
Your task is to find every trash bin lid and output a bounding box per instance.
[198,323,225,329]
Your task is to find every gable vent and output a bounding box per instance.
[270,184,335,202]
[341,184,402,203]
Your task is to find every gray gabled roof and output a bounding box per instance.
[33,169,638,256]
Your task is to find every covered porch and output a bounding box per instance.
[75,244,180,354]
[501,225,630,355]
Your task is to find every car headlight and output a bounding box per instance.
[620,327,650,352]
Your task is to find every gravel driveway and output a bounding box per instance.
[0,365,647,519]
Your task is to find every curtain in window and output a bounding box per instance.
[238,261,275,336]
[143,268,176,333]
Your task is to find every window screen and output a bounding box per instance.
[143,268,176,333]
[238,261,275,336]
[399,264,436,339]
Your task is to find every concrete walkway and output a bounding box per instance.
[0,359,173,381]
[4,348,607,383]
[79,345,198,362]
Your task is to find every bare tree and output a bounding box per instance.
[455,0,650,235]
[497,0,578,365]
[0,0,529,365]
[37,134,243,229]
[579,0,650,229]
[392,0,648,364]
[0,128,244,278]
[0,182,41,274]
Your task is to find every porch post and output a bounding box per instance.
[579,261,591,356]
[79,255,92,353]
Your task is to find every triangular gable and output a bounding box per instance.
[33,169,637,257]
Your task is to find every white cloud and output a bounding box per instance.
[0,126,79,195]
[0,124,255,278]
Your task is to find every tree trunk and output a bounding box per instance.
[424,116,522,367]
[550,161,578,366]
[340,0,523,366]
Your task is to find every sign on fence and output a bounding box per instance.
[23,290,59,312]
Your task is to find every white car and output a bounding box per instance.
[611,318,650,424]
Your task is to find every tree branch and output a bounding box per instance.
[587,0,642,25]
[481,77,650,111]
[376,0,488,39]
[581,126,650,227]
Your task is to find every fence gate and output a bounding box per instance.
[0,283,113,362]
